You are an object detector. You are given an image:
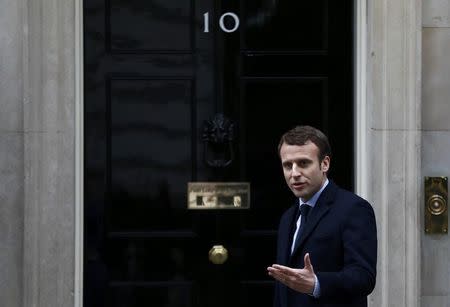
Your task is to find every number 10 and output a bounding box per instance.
[203,12,240,33]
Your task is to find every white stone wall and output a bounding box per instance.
[0,0,77,306]
[364,0,422,306]
[422,1,450,306]
[0,0,24,305]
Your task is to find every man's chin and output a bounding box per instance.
[292,190,309,199]
[291,189,314,200]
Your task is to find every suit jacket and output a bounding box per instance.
[274,180,377,307]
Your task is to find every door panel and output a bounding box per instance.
[84,0,353,306]
[109,77,195,230]
[242,0,328,51]
[109,0,193,52]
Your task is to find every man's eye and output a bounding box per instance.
[283,163,292,170]
[299,161,309,167]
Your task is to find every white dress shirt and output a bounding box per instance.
[291,178,329,298]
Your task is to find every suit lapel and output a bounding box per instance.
[290,181,338,257]
[280,204,298,265]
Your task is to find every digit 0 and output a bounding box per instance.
[219,12,240,33]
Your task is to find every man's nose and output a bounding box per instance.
[291,163,301,176]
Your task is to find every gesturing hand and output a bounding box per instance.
[267,253,316,294]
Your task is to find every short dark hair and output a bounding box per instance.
[278,125,332,161]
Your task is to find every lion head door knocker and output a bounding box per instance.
[202,114,235,168]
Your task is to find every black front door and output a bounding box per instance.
[84,1,353,306]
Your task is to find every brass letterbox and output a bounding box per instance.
[187,182,250,210]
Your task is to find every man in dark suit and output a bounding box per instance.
[267,126,377,307]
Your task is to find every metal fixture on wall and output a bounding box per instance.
[425,177,448,234]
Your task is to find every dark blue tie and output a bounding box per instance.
[292,204,311,253]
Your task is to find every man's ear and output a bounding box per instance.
[321,156,330,172]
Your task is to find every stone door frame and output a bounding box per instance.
[19,0,423,306]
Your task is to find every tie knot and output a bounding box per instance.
[299,204,311,218]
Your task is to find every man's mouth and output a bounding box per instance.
[292,182,306,189]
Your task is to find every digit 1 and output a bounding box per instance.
[203,12,209,33]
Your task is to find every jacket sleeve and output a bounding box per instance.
[316,200,377,300]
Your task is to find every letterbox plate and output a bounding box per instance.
[187,182,250,210]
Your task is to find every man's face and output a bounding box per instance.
[279,141,330,201]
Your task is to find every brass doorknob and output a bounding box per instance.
[209,245,228,264]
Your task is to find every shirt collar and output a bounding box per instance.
[299,178,329,208]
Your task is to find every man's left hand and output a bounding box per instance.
[267,253,316,294]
